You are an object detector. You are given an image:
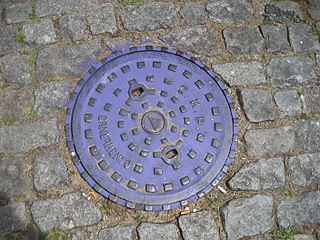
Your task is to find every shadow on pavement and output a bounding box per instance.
[0,192,40,240]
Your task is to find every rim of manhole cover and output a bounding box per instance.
[66,46,238,211]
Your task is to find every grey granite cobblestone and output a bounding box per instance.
[34,81,70,115]
[99,225,137,240]
[160,27,221,57]
[0,202,28,234]
[86,8,117,35]
[240,89,276,122]
[37,42,101,78]
[274,90,302,117]
[0,26,21,57]
[263,1,302,23]
[213,61,266,86]
[137,222,179,240]
[222,194,273,240]
[307,0,320,21]
[179,2,207,26]
[267,56,315,88]
[34,150,70,191]
[245,127,295,157]
[178,210,219,240]
[22,19,57,46]
[295,119,320,151]
[0,155,32,198]
[60,13,87,41]
[31,192,102,231]
[120,3,178,32]
[301,87,320,115]
[1,54,31,85]
[260,24,289,53]
[6,3,32,24]
[207,0,253,24]
[289,152,320,188]
[0,88,33,121]
[223,27,264,55]
[289,24,320,53]
[36,0,94,17]
[0,118,59,154]
[229,157,285,190]
[277,190,320,227]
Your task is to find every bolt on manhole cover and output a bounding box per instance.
[66,46,238,211]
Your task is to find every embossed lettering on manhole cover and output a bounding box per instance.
[66,46,238,211]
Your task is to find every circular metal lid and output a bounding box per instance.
[66,46,238,211]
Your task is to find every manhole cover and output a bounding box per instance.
[66,46,238,211]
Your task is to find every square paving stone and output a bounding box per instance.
[0,54,31,85]
[274,90,302,117]
[86,8,117,35]
[22,19,57,46]
[0,88,34,121]
[137,222,179,240]
[0,202,28,234]
[0,118,59,154]
[213,61,266,86]
[301,87,320,115]
[34,150,70,191]
[179,2,207,26]
[60,13,86,41]
[36,0,94,17]
[294,118,320,151]
[263,1,302,23]
[178,210,219,240]
[277,190,320,227]
[267,56,315,88]
[0,156,32,199]
[207,0,253,24]
[34,81,70,115]
[120,3,179,32]
[223,27,264,55]
[37,42,101,79]
[244,127,295,157]
[160,27,221,57]
[240,89,276,122]
[99,225,137,240]
[31,192,102,231]
[260,24,289,53]
[229,157,285,190]
[222,194,273,240]
[289,24,320,53]
[307,0,320,21]
[0,26,21,57]
[289,152,320,188]
[6,3,32,24]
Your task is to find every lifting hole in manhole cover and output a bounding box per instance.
[65,46,238,211]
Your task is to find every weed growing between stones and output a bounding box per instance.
[28,52,37,72]
[134,214,148,222]
[15,34,25,44]
[23,104,37,119]
[272,226,306,240]
[0,116,18,127]
[40,229,68,240]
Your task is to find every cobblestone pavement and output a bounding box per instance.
[0,0,319,239]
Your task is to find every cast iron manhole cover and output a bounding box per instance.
[66,46,238,211]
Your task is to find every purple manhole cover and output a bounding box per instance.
[66,46,238,211]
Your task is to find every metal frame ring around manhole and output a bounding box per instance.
[65,46,238,211]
